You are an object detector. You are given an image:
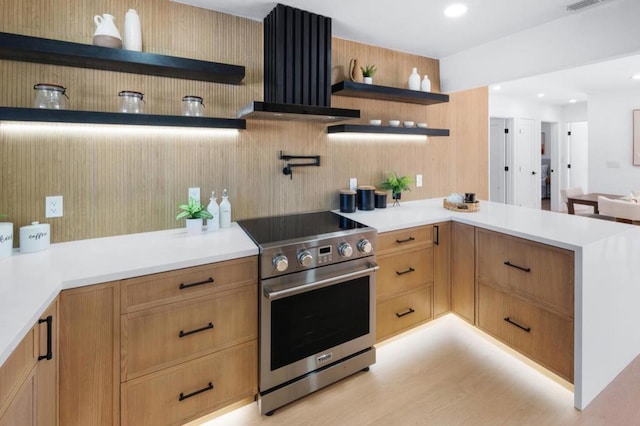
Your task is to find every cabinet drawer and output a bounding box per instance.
[377,247,433,300]
[122,285,257,380]
[476,229,574,315]
[121,340,257,426]
[377,286,433,342]
[0,368,36,426]
[477,282,573,382]
[121,256,257,313]
[377,226,433,254]
[0,327,36,417]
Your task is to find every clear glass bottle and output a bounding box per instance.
[33,84,69,109]
[207,191,220,232]
[219,189,231,229]
[118,90,145,113]
[182,96,205,116]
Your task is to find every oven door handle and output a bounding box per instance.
[264,262,379,300]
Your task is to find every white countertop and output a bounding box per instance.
[0,223,258,366]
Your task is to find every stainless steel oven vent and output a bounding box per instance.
[566,0,609,12]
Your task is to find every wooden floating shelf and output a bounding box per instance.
[0,32,245,84]
[0,107,246,130]
[331,81,449,105]
[327,124,449,136]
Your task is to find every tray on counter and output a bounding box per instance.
[443,198,480,212]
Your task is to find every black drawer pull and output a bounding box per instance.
[179,277,214,290]
[178,382,214,401]
[38,315,53,361]
[504,317,531,333]
[396,308,416,318]
[396,236,416,244]
[179,322,214,338]
[396,267,415,276]
[503,261,531,273]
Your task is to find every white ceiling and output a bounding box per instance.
[173,0,640,105]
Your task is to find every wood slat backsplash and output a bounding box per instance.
[0,0,487,245]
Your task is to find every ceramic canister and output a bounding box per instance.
[0,222,13,258]
[20,222,50,254]
[375,191,388,208]
[356,185,375,211]
[339,189,356,213]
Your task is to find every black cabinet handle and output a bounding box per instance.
[434,225,439,246]
[504,261,531,273]
[504,317,531,333]
[179,322,214,338]
[179,277,214,290]
[396,236,415,244]
[396,308,415,318]
[38,315,53,361]
[178,382,214,401]
[396,267,415,276]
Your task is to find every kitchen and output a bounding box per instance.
[2,0,640,425]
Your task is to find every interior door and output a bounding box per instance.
[514,118,539,208]
[490,118,508,203]
[567,122,589,192]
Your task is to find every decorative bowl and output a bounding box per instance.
[417,122,428,128]
[403,121,415,128]
[389,120,400,127]
[369,119,382,126]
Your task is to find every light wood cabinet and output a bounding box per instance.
[376,225,435,342]
[451,222,475,323]
[0,298,58,426]
[433,222,451,317]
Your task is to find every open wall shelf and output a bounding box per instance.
[327,124,449,136]
[0,32,245,84]
[0,107,246,129]
[331,81,449,105]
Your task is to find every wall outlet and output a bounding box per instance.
[349,178,357,191]
[188,187,200,202]
[416,174,423,187]
[45,196,63,218]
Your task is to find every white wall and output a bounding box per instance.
[587,89,640,194]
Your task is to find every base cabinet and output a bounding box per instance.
[433,222,451,317]
[451,222,475,323]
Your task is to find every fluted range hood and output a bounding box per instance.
[238,4,360,122]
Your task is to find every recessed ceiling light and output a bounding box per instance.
[569,99,577,103]
[444,4,468,17]
[492,85,502,91]
[631,74,640,80]
[537,93,545,98]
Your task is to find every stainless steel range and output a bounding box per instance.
[238,211,377,415]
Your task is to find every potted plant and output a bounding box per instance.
[176,197,213,233]
[360,64,377,84]
[379,172,413,206]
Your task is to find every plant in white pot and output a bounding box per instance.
[379,172,413,206]
[360,64,377,84]
[176,198,212,233]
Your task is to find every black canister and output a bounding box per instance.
[357,185,375,211]
[375,191,388,208]
[339,190,356,213]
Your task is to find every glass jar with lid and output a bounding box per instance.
[33,84,69,109]
[181,95,205,117]
[118,90,145,114]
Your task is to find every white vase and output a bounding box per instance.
[0,222,13,258]
[185,218,203,233]
[408,67,420,91]
[363,76,373,85]
[123,9,142,51]
[421,75,431,92]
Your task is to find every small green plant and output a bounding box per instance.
[360,64,377,78]
[0,214,7,219]
[379,172,413,205]
[176,197,213,220]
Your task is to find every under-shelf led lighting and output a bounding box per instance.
[328,133,427,142]
[444,4,468,17]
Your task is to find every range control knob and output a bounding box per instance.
[273,254,289,272]
[357,239,373,254]
[338,242,353,257]
[298,250,313,267]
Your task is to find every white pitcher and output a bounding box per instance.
[93,13,123,48]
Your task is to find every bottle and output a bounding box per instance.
[421,75,431,92]
[207,191,220,232]
[123,9,142,51]
[408,67,420,91]
[219,189,231,229]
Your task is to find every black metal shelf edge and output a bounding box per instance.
[0,32,245,84]
[327,124,449,136]
[237,101,360,122]
[0,107,246,129]
[331,81,449,105]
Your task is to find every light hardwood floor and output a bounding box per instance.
[191,314,640,426]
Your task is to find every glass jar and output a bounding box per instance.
[33,84,68,109]
[118,90,145,114]
[181,95,205,117]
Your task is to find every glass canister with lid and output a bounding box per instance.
[181,95,205,116]
[118,90,145,114]
[33,84,69,109]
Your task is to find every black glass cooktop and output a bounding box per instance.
[238,211,367,246]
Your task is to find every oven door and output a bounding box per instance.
[260,257,377,391]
